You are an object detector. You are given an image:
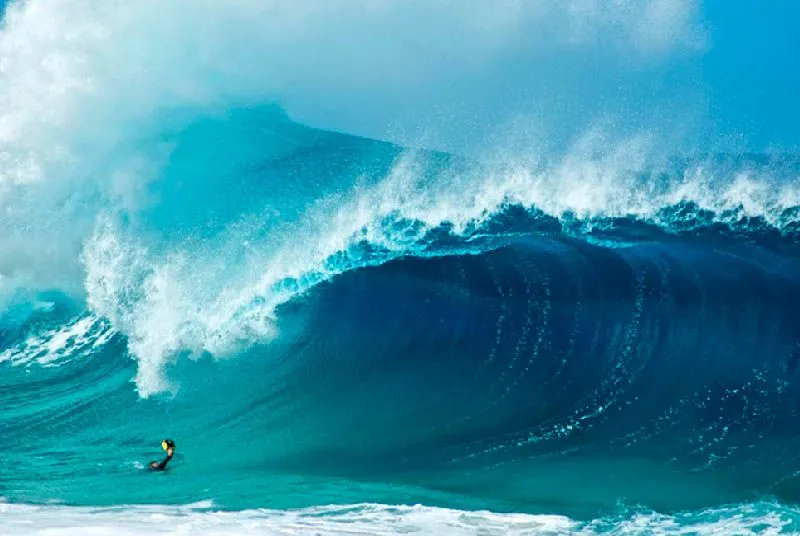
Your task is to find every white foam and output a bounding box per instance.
[0,500,795,536]
[0,501,575,536]
[0,313,116,368]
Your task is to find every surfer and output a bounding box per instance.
[149,439,176,471]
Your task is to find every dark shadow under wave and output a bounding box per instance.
[267,233,800,513]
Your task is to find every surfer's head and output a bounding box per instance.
[161,439,176,457]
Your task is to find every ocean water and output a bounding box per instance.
[2,1,800,534]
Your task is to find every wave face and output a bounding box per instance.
[2,103,800,522]
[2,1,800,533]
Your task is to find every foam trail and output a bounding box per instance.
[1,501,797,535]
[0,501,575,535]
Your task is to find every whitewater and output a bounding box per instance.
[2,0,800,534]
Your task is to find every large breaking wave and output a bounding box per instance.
[2,0,800,533]
[2,104,800,518]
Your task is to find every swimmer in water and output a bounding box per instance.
[149,439,175,471]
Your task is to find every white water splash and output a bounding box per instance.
[0,500,796,535]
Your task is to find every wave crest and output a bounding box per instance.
[81,141,800,397]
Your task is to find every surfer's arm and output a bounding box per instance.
[149,456,171,471]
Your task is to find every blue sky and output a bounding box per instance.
[699,0,799,152]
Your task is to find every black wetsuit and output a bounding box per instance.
[150,453,173,471]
